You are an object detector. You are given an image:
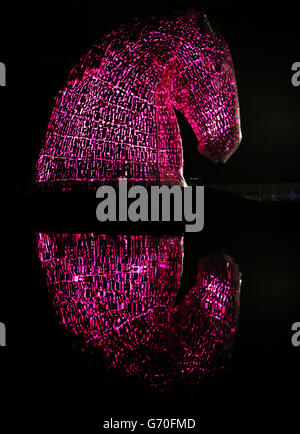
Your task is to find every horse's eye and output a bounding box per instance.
[214,62,222,73]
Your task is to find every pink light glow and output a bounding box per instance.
[37,233,241,391]
[35,12,241,190]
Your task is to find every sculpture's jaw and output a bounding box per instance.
[198,138,242,163]
[197,120,242,163]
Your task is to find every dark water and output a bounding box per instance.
[1,190,300,431]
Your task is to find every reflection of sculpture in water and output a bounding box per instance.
[35,11,241,189]
[37,233,241,391]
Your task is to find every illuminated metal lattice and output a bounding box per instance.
[36,12,241,190]
[37,233,241,391]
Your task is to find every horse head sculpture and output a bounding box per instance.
[35,12,241,190]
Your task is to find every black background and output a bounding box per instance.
[0,1,300,432]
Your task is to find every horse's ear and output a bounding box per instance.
[198,13,217,39]
[172,9,204,27]
[199,14,227,45]
[180,10,218,40]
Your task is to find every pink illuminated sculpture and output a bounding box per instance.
[37,233,241,391]
[35,12,241,190]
